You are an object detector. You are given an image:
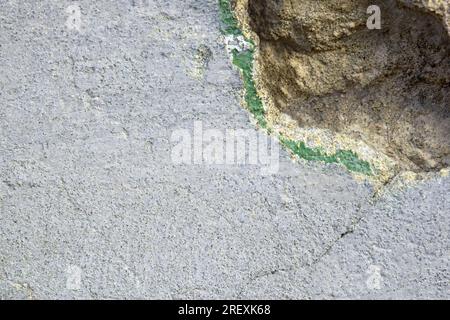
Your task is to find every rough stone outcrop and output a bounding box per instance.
[400,0,449,34]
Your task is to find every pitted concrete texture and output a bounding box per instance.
[0,0,449,299]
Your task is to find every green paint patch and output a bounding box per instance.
[218,0,372,175]
[219,0,242,35]
[334,150,373,175]
[232,49,267,128]
[279,137,373,175]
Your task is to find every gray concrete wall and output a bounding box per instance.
[0,0,448,299]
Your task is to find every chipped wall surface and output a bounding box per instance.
[236,0,449,175]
